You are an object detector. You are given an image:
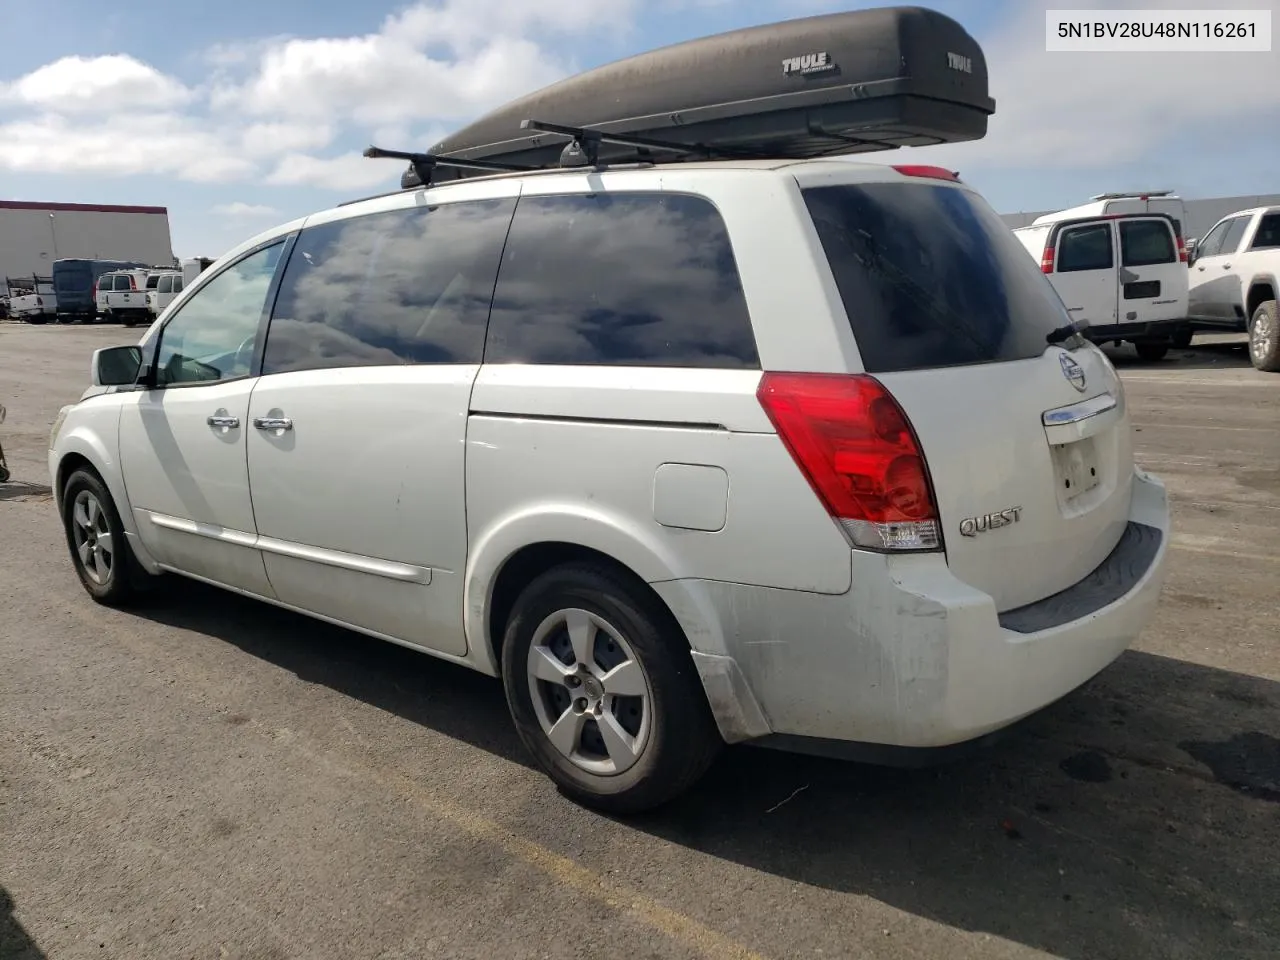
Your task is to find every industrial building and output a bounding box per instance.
[0,200,175,280]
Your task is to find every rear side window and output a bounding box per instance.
[802,183,1070,373]
[1119,220,1175,266]
[1057,224,1113,272]
[145,274,161,289]
[1220,216,1250,256]
[263,198,516,374]
[157,276,172,293]
[174,277,184,293]
[484,192,758,368]
[1251,213,1280,250]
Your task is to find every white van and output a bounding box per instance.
[1013,212,1189,361]
[1033,191,1188,244]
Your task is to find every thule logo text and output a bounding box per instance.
[783,52,836,76]
[947,52,973,73]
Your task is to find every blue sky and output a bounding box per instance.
[2,0,1277,256]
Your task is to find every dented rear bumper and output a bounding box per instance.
[655,467,1170,753]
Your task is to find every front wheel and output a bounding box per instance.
[1170,328,1193,349]
[61,469,146,606]
[500,562,722,813]
[1250,300,1280,372]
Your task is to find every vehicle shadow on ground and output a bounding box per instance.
[1106,338,1253,372]
[0,886,47,960]
[139,580,1279,960]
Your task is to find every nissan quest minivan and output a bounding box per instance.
[49,157,1171,811]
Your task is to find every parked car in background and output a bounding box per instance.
[145,271,185,318]
[1013,212,1188,361]
[4,275,57,323]
[1186,205,1280,371]
[95,269,157,327]
[52,258,151,324]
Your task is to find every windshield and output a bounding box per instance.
[802,181,1071,373]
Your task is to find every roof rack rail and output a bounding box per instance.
[518,119,761,167]
[1089,190,1174,200]
[363,146,533,190]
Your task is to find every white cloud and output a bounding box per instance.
[0,114,256,181]
[904,0,1280,171]
[1,54,192,113]
[265,151,401,191]
[0,0,647,188]
[212,202,281,218]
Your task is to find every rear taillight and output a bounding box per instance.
[1040,243,1055,273]
[757,372,941,552]
[1176,235,1188,262]
[128,275,137,290]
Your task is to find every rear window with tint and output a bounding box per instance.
[802,183,1070,374]
[1119,220,1176,266]
[1057,224,1113,272]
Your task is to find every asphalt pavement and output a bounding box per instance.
[2,322,1277,960]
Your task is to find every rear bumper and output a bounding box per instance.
[657,467,1170,754]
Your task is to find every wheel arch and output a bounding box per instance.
[53,426,160,573]
[1246,275,1277,323]
[465,506,691,676]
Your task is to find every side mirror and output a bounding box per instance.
[1185,239,1198,265]
[92,345,143,387]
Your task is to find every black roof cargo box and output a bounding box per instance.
[420,5,993,183]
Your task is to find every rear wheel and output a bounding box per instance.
[1134,341,1170,362]
[61,468,147,606]
[500,562,722,813]
[1249,300,1280,372]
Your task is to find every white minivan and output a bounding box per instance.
[49,157,1171,812]
[1013,212,1189,361]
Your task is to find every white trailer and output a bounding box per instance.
[0,200,175,281]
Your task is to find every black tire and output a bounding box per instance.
[60,468,148,606]
[1170,328,1193,349]
[1249,300,1280,373]
[500,561,722,813]
[1134,341,1170,362]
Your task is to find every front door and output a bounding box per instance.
[1189,215,1250,323]
[118,239,288,595]
[244,195,517,655]
[1050,220,1118,329]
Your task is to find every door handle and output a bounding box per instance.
[1222,263,1232,269]
[206,415,240,429]
[253,417,293,431]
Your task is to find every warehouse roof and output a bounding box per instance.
[0,200,168,215]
